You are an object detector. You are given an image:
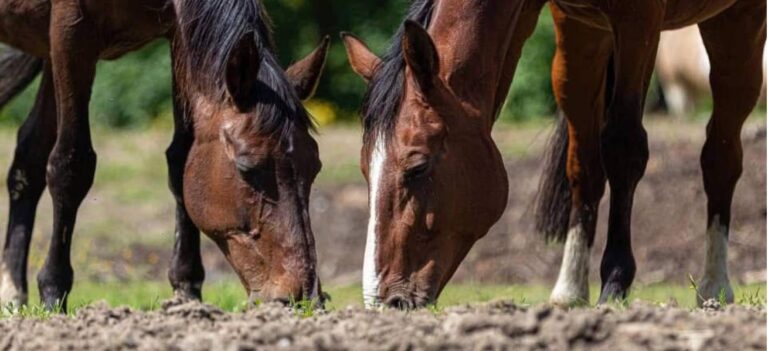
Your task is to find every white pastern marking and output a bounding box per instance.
[0,264,25,306]
[698,215,733,303]
[363,136,386,309]
[550,225,591,306]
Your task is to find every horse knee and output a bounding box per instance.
[46,146,97,205]
[600,123,649,189]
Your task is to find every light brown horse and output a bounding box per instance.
[345,0,765,308]
[0,0,328,311]
[536,0,765,306]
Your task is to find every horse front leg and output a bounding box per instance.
[547,7,612,306]
[36,1,99,312]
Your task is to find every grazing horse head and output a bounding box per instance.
[173,0,328,304]
[342,0,515,309]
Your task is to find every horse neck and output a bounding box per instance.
[429,1,524,122]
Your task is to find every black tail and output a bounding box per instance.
[0,47,43,108]
[534,111,571,242]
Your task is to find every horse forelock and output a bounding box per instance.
[173,0,313,136]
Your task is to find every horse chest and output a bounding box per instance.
[551,0,740,31]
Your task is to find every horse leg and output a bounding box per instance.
[166,75,204,300]
[696,0,766,305]
[0,64,57,306]
[37,2,99,311]
[548,7,612,306]
[598,7,663,303]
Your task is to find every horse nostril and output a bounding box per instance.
[385,295,414,310]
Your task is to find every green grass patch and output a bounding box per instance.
[5,280,763,317]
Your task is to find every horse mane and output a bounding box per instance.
[174,0,312,135]
[361,0,435,145]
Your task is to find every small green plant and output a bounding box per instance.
[290,298,320,319]
[1,303,61,319]
[688,274,706,303]
[426,303,443,315]
[717,289,728,307]
[737,288,766,307]
[602,295,631,310]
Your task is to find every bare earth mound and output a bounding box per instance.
[1,300,764,350]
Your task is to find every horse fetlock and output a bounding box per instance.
[598,256,636,304]
[0,262,27,307]
[37,264,73,310]
[598,281,630,305]
[697,274,734,306]
[171,281,203,301]
[550,226,591,307]
[697,216,733,306]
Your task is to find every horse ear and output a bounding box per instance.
[286,35,331,101]
[402,20,440,93]
[341,32,381,82]
[226,32,262,112]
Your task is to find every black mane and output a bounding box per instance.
[361,0,435,144]
[174,0,312,135]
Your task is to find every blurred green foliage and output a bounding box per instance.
[0,1,557,128]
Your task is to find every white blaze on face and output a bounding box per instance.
[363,136,386,308]
[698,215,734,304]
[550,225,591,306]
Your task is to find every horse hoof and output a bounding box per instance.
[549,294,589,307]
[696,277,734,307]
[550,279,589,307]
[597,283,629,305]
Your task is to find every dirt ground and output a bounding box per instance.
[0,299,764,350]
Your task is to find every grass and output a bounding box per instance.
[3,280,763,317]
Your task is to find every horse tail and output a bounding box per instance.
[534,110,572,243]
[0,48,42,108]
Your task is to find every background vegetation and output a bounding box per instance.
[0,0,557,128]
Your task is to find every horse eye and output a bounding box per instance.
[234,154,269,173]
[404,160,432,183]
[236,155,272,184]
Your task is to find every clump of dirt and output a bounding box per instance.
[0,300,764,350]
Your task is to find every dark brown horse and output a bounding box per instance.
[0,0,329,311]
[344,0,765,308]
[536,0,765,306]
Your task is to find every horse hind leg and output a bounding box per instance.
[546,8,612,306]
[166,74,204,300]
[696,1,766,306]
[0,64,57,307]
[598,6,663,304]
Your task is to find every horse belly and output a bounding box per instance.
[662,0,738,29]
[0,0,51,57]
[551,1,611,31]
[87,0,174,59]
